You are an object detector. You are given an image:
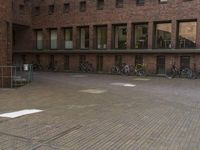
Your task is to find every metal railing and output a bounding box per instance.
[0,64,33,88]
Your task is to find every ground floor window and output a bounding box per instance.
[36,55,40,64]
[135,55,143,65]
[64,55,70,70]
[79,55,86,64]
[96,55,103,72]
[115,55,122,65]
[113,25,127,49]
[180,56,190,68]
[156,56,166,74]
[178,21,197,48]
[134,23,148,49]
[22,55,26,64]
[96,26,107,49]
[155,22,172,48]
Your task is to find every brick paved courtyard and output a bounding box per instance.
[0,73,200,150]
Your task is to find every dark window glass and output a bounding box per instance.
[80,1,86,12]
[64,55,70,70]
[155,23,172,48]
[113,25,127,49]
[134,24,148,49]
[97,0,104,10]
[80,55,86,64]
[136,0,145,5]
[180,56,190,68]
[19,5,25,14]
[178,21,197,48]
[36,55,40,64]
[34,7,40,15]
[115,55,122,66]
[63,3,70,13]
[116,0,123,8]
[96,55,103,72]
[48,5,54,14]
[96,26,107,49]
[135,55,143,65]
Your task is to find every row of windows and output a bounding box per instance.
[30,0,193,15]
[35,20,197,50]
[22,54,192,73]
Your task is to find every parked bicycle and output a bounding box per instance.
[79,61,94,73]
[168,63,198,79]
[134,64,146,76]
[33,63,43,71]
[47,61,58,72]
[111,63,134,75]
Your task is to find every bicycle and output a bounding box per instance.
[134,64,146,76]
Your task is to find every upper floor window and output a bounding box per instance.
[50,29,57,49]
[96,26,107,49]
[36,30,43,50]
[63,3,70,13]
[80,1,86,12]
[79,27,89,49]
[97,0,104,10]
[34,6,40,16]
[159,0,168,3]
[48,5,54,15]
[177,21,197,48]
[134,23,148,49]
[136,0,145,5]
[113,25,127,49]
[116,0,123,8]
[64,28,73,49]
[154,22,172,49]
[19,4,25,15]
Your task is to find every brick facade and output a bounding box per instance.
[8,0,200,74]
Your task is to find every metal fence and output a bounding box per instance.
[0,64,33,88]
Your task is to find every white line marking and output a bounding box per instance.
[0,109,43,118]
[80,89,106,94]
[133,78,150,81]
[111,83,136,87]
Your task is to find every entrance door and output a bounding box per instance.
[157,56,165,74]
[96,55,103,72]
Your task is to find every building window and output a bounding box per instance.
[159,0,168,3]
[178,21,197,48]
[80,1,86,12]
[113,25,127,49]
[19,5,25,14]
[36,30,43,50]
[96,55,103,72]
[135,55,143,65]
[80,27,89,49]
[64,55,70,70]
[154,22,172,49]
[63,3,70,13]
[115,55,122,65]
[134,24,148,49]
[180,56,190,68]
[34,6,40,16]
[116,0,123,8]
[48,5,54,15]
[64,28,73,49]
[50,29,57,49]
[36,55,40,64]
[97,0,104,10]
[136,0,145,5]
[96,26,107,49]
[79,55,86,65]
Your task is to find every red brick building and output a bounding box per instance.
[11,0,200,74]
[0,0,12,66]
